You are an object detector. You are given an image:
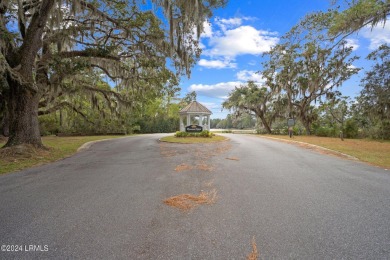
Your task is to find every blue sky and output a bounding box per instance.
[178,0,390,119]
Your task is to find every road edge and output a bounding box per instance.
[77,135,135,152]
[259,135,360,161]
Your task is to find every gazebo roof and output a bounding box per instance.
[179,101,212,115]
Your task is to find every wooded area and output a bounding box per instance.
[222,0,390,139]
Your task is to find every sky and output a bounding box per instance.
[177,0,390,119]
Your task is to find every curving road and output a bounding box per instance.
[0,134,389,259]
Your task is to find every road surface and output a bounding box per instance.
[1,134,389,259]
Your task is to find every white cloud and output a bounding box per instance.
[215,17,243,32]
[345,39,359,50]
[198,16,279,71]
[201,21,213,38]
[362,22,390,50]
[199,102,220,110]
[198,59,237,69]
[189,81,242,99]
[205,25,279,58]
[248,60,257,66]
[236,70,264,83]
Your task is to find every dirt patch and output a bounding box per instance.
[226,157,239,161]
[159,145,178,157]
[174,163,214,172]
[196,163,214,171]
[213,143,232,155]
[0,136,8,143]
[163,189,217,211]
[160,141,232,161]
[204,180,214,188]
[195,143,233,160]
[0,144,50,162]
[175,163,193,172]
[247,236,259,260]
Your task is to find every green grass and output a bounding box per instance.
[160,135,227,144]
[259,135,390,169]
[0,135,126,174]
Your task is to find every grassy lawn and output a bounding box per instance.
[160,135,227,144]
[260,135,390,169]
[0,135,126,175]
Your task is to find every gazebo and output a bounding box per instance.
[179,101,212,131]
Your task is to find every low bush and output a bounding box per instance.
[175,130,214,138]
[175,131,188,137]
[315,126,332,137]
[344,119,359,138]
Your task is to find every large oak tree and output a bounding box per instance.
[0,0,226,147]
[262,12,359,134]
[222,81,286,134]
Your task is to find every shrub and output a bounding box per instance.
[366,121,390,140]
[175,131,188,137]
[315,126,332,137]
[131,125,141,134]
[344,119,359,138]
[39,114,59,136]
[175,130,213,138]
[199,130,213,137]
[138,116,179,133]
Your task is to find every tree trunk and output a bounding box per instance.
[1,111,9,137]
[1,0,55,148]
[4,79,43,147]
[304,121,311,135]
[259,115,272,134]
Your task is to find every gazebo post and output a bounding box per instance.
[208,116,211,130]
[180,116,184,131]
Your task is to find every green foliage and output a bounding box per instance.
[262,11,359,135]
[353,44,390,139]
[345,119,359,138]
[329,0,390,36]
[215,114,234,129]
[39,114,60,136]
[182,91,197,104]
[36,85,183,136]
[223,81,283,133]
[210,118,222,128]
[314,126,334,137]
[175,130,213,138]
[138,116,179,133]
[175,131,188,137]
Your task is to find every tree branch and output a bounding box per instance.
[58,50,120,61]
[38,100,93,124]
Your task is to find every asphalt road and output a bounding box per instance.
[1,134,389,259]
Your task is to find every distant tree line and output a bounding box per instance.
[221,0,390,140]
[34,91,202,135]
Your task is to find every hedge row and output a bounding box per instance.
[175,130,214,138]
